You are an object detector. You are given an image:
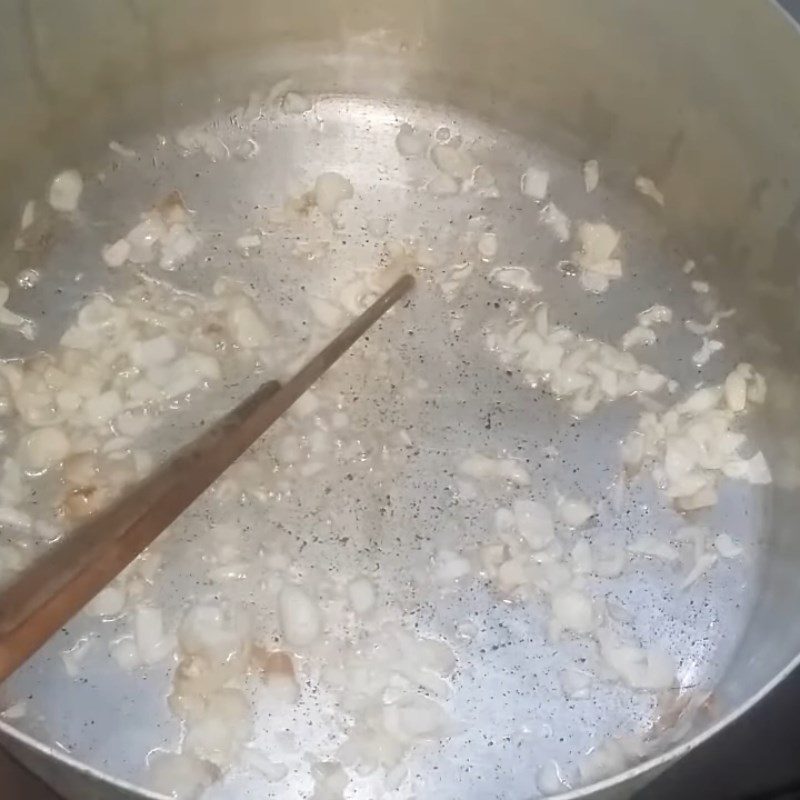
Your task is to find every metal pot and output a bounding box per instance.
[2,2,800,799]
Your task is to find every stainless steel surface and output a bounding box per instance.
[0,2,799,800]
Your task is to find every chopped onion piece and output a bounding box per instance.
[184,689,252,768]
[490,266,541,293]
[395,123,428,157]
[109,140,137,158]
[692,338,724,367]
[313,172,354,216]
[134,606,175,665]
[583,160,600,193]
[428,173,460,196]
[431,144,473,180]
[20,200,35,230]
[48,170,83,212]
[551,588,595,634]
[714,533,743,558]
[512,499,555,549]
[457,453,530,486]
[634,176,665,206]
[102,239,131,268]
[558,497,595,527]
[110,637,140,670]
[637,305,673,327]
[520,166,549,200]
[477,231,498,262]
[434,550,472,583]
[540,203,571,242]
[148,752,217,800]
[628,535,680,562]
[537,759,570,795]
[85,585,126,617]
[236,234,261,254]
[278,584,322,648]
[559,666,593,699]
[21,427,70,471]
[621,326,656,350]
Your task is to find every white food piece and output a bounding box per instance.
[16,268,40,289]
[622,364,770,507]
[714,533,744,559]
[20,200,35,230]
[282,91,312,113]
[126,216,165,263]
[520,166,549,200]
[21,427,70,471]
[692,337,724,367]
[621,326,657,350]
[85,585,126,617]
[551,588,595,634]
[395,123,429,157]
[278,585,322,647]
[434,550,472,583]
[1,701,27,720]
[159,224,198,270]
[466,164,500,197]
[579,270,612,294]
[110,637,140,671]
[109,140,137,158]
[578,222,620,264]
[102,239,131,268]
[228,304,270,349]
[559,666,593,700]
[512,499,555,549]
[722,451,772,484]
[558,497,595,527]
[61,637,93,678]
[134,606,175,665]
[583,159,600,193]
[148,752,217,800]
[597,628,675,690]
[184,689,252,768]
[486,301,668,416]
[490,266,541,293]
[691,280,710,294]
[627,535,680,562]
[540,203,571,242]
[576,221,622,292]
[311,761,349,800]
[637,305,673,327]
[431,144,473,180]
[683,259,697,274]
[242,749,289,782]
[235,234,261,253]
[175,126,230,161]
[724,370,748,412]
[537,760,570,795]
[347,576,376,615]
[477,231,499,262]
[48,169,83,212]
[634,175,665,206]
[578,739,629,785]
[457,453,531,486]
[437,261,473,300]
[313,172,354,216]
[427,173,460,196]
[131,335,178,369]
